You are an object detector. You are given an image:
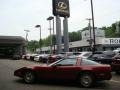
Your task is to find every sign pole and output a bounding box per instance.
[63,17,69,52]
[56,15,62,54]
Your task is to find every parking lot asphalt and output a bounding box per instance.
[0,59,120,90]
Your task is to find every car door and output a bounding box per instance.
[53,58,79,80]
[34,66,56,80]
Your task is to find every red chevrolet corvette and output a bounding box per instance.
[14,57,112,88]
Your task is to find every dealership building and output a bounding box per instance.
[0,36,26,58]
[40,29,120,53]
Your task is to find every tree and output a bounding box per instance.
[26,20,120,52]
[27,40,39,52]
[103,22,120,38]
[69,31,81,42]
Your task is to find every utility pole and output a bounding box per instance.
[86,18,92,51]
[52,17,55,54]
[90,0,96,53]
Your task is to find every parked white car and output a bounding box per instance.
[113,48,120,53]
[74,52,92,59]
[25,54,31,60]
[34,54,49,62]
[24,53,38,60]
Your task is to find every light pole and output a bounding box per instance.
[47,16,55,54]
[24,30,30,53]
[90,0,96,53]
[35,25,42,54]
[24,30,30,41]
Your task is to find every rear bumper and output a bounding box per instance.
[95,72,112,80]
[111,65,120,71]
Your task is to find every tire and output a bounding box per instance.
[24,71,36,83]
[79,73,94,88]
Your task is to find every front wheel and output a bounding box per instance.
[24,71,36,83]
[79,73,94,88]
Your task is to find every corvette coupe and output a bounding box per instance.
[14,57,112,88]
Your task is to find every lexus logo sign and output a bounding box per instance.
[53,0,70,17]
[57,2,67,10]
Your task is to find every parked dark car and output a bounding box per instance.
[48,54,64,63]
[88,51,120,73]
[112,53,120,74]
[12,54,21,60]
[14,57,112,88]
[113,52,120,59]
[88,51,115,64]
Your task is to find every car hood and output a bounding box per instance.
[26,64,48,69]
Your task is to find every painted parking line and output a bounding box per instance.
[110,80,120,84]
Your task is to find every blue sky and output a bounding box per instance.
[0,0,120,40]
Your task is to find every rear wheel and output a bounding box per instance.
[79,73,94,88]
[24,71,36,83]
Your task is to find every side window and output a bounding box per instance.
[56,58,77,66]
[81,59,100,65]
